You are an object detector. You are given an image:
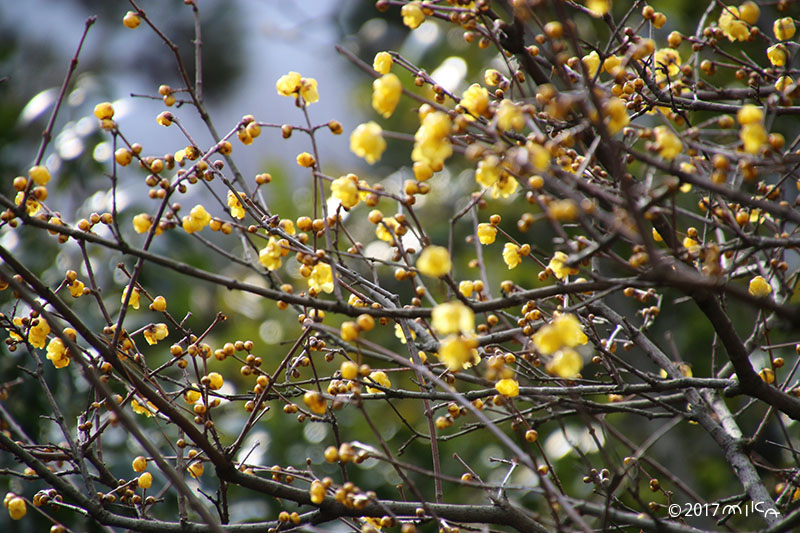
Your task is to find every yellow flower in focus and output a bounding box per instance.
[653,48,681,82]
[46,337,69,368]
[437,335,479,371]
[718,6,748,42]
[548,251,579,280]
[276,71,302,96]
[484,69,502,86]
[417,246,452,277]
[491,174,519,199]
[7,496,26,520]
[331,174,360,209]
[582,50,601,78]
[401,1,425,29]
[604,97,629,134]
[477,223,497,245]
[296,152,316,168]
[309,263,334,294]
[93,102,115,120]
[372,73,402,118]
[300,77,319,104]
[68,280,84,298]
[373,51,393,74]
[502,243,522,269]
[547,348,583,378]
[206,371,224,390]
[495,378,519,397]
[122,285,140,309]
[774,17,796,40]
[653,126,683,160]
[143,323,168,345]
[182,204,212,234]
[28,318,50,348]
[350,121,387,164]
[458,280,474,298]
[227,191,245,219]
[411,111,452,169]
[740,123,767,154]
[496,99,524,131]
[259,237,284,271]
[431,301,475,335]
[461,83,490,118]
[748,275,771,297]
[29,165,51,185]
[737,104,763,125]
[132,213,153,234]
[366,370,391,393]
[767,44,788,67]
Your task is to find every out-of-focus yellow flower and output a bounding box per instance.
[431,301,475,335]
[741,123,767,154]
[309,263,334,294]
[748,275,771,297]
[394,322,417,344]
[484,69,502,86]
[496,99,524,131]
[586,0,610,17]
[491,175,518,199]
[475,155,501,188]
[372,73,402,118]
[737,104,763,125]
[133,213,153,234]
[477,223,497,245]
[461,83,490,118]
[548,251,579,280]
[739,1,759,24]
[654,125,683,160]
[14,191,41,215]
[143,323,168,345]
[495,378,519,397]
[503,243,522,269]
[132,398,158,417]
[459,280,474,298]
[582,50,601,78]
[350,121,386,164]
[437,335,479,371]
[375,217,400,243]
[227,191,245,219]
[331,174,360,209]
[604,97,629,134]
[547,348,583,378]
[401,1,425,29]
[532,313,588,355]
[373,51,393,74]
[300,77,319,104]
[417,246,452,277]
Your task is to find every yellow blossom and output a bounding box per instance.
[296,152,315,168]
[366,370,391,393]
[27,318,49,348]
[143,323,168,345]
[586,0,610,16]
[122,285,140,309]
[548,251,579,280]
[309,263,334,294]
[131,398,157,417]
[461,83,490,118]
[276,71,302,96]
[375,217,400,243]
[411,111,452,169]
[68,280,84,298]
[502,243,522,269]
[7,496,26,520]
[14,191,40,215]
[372,73,402,118]
[491,174,519,199]
[774,17,796,41]
[737,104,764,125]
[431,301,475,335]
[767,44,788,67]
[182,204,212,234]
[475,155,501,188]
[477,223,497,245]
[259,237,285,271]
[46,337,69,368]
[603,54,621,74]
[748,275,771,297]
[653,48,681,82]
[93,102,115,120]
[138,472,153,489]
[527,142,550,170]
[719,6,748,42]
[28,165,51,185]
[496,99,524,131]
[495,378,519,397]
[532,313,588,355]
[350,122,386,164]
[417,246,452,277]
[303,391,327,414]
[739,1,759,24]
[331,174,360,209]
[300,77,319,104]
[437,335,479,371]
[458,280,474,298]
[227,191,245,219]
[401,1,425,29]
[741,123,767,154]
[206,371,224,390]
[775,76,795,94]
[187,462,204,478]
[547,348,583,378]
[484,69,502,86]
[654,126,683,160]
[394,322,417,344]
[373,51,393,74]
[683,237,700,254]
[604,97,629,134]
[582,50,601,78]
[132,213,153,234]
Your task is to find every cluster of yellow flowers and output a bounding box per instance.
[275,71,319,104]
[411,107,453,179]
[181,204,212,234]
[532,314,589,379]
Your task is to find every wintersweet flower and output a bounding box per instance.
[411,110,452,170]
[490,174,518,199]
[375,217,400,243]
[417,246,452,277]
[653,126,682,160]
[373,51,393,74]
[366,370,391,393]
[653,49,681,82]
[46,337,69,368]
[276,71,302,96]
[496,100,524,131]
[748,275,771,297]
[767,44,788,67]
[604,97,629,134]
[143,323,168,345]
[372,73,402,118]
[460,83,490,118]
[740,123,767,154]
[227,191,245,219]
[477,223,497,245]
[431,301,475,336]
[774,17,796,40]
[29,165,51,185]
[437,335,479,371]
[350,122,386,164]
[495,378,519,397]
[737,105,764,125]
[718,6,748,42]
[182,204,212,233]
[484,69,502,86]
[259,237,284,271]
[502,243,522,269]
[300,77,319,104]
[304,391,327,414]
[475,155,501,188]
[132,213,153,234]
[401,1,425,29]
[309,262,334,294]
[15,191,41,215]
[532,313,588,355]
[122,285,140,309]
[548,251,579,280]
[458,280,474,298]
[331,174,360,209]
[739,1,759,24]
[547,348,583,378]
[582,50,601,78]
[586,0,610,17]
[131,398,157,417]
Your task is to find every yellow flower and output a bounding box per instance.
[604,97,629,134]
[206,371,224,390]
[475,155,501,188]
[548,251,579,280]
[309,263,334,294]
[296,152,316,168]
[227,191,245,219]
[122,285,140,309]
[417,246,452,277]
[532,313,588,355]
[93,102,115,120]
[437,335,479,371]
[276,71,302,96]
[547,348,583,378]
[331,174,360,209]
[375,217,400,243]
[496,99,524,131]
[7,496,26,520]
[653,125,682,160]
[739,1,759,24]
[137,472,153,489]
[132,213,153,234]
[46,337,69,368]
[394,322,417,344]
[28,318,50,348]
[131,398,157,417]
[372,73,402,118]
[767,44,788,67]
[366,370,391,393]
[458,280,474,298]
[187,462,204,478]
[774,17,796,41]
[586,0,610,16]
[775,75,795,94]
[582,50,601,78]
[748,275,771,297]
[495,378,519,397]
[143,323,168,345]
[683,237,700,254]
[719,6,748,42]
[28,165,51,185]
[502,243,522,269]
[373,51,393,74]
[14,191,40,215]
[484,69,502,86]
[259,237,284,271]
[741,123,767,154]
[491,174,518,199]
[431,301,475,335]
[477,223,497,245]
[602,54,621,74]
[401,1,425,29]
[303,391,327,414]
[182,204,212,234]
[300,77,319,104]
[461,83,490,118]
[737,104,764,125]
[350,121,386,164]
[527,141,551,170]
[68,280,85,298]
[653,48,681,82]
[411,111,452,170]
